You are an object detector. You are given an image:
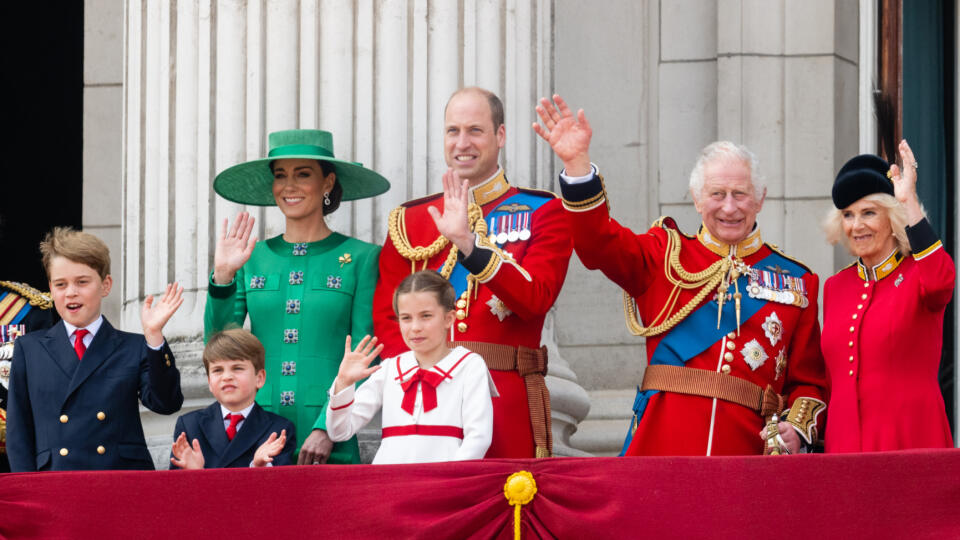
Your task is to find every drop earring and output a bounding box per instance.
[324,192,331,206]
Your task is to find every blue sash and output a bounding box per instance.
[437,191,550,295]
[619,250,806,454]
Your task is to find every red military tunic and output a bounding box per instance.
[373,169,573,457]
[559,174,827,455]
[822,218,955,452]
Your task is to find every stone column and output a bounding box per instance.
[121,0,590,464]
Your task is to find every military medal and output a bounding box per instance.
[496,215,509,244]
[507,214,520,242]
[518,212,531,241]
[488,217,498,244]
[747,268,809,308]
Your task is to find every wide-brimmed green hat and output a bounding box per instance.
[213,129,390,206]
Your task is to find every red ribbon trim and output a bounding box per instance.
[381,425,464,439]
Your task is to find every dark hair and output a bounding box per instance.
[40,227,111,279]
[446,87,505,131]
[392,270,456,315]
[269,159,342,215]
[203,328,266,373]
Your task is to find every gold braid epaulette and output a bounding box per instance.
[0,281,53,310]
[387,203,487,279]
[623,228,731,337]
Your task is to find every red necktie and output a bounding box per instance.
[225,413,245,441]
[73,329,90,361]
[400,369,444,415]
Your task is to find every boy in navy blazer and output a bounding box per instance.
[6,227,184,471]
[170,328,295,469]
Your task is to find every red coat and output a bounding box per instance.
[560,174,827,456]
[822,218,955,452]
[373,169,573,458]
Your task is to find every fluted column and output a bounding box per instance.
[123,0,590,464]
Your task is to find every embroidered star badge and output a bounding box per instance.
[762,312,783,347]
[486,295,512,321]
[741,339,768,371]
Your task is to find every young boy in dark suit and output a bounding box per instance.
[6,227,184,471]
[170,328,295,469]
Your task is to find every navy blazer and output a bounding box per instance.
[170,402,296,469]
[6,318,183,471]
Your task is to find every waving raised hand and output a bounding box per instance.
[141,282,184,348]
[533,94,593,177]
[213,211,258,285]
[888,139,924,225]
[427,168,476,256]
[333,335,384,394]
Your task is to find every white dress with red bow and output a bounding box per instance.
[325,346,498,464]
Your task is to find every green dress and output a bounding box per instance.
[205,233,379,464]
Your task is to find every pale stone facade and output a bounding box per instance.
[83,1,869,461]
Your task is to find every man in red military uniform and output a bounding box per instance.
[373,87,573,458]
[533,95,827,455]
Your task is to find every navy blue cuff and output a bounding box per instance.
[558,173,604,203]
[905,218,940,254]
[458,244,495,275]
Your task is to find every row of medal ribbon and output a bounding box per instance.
[746,268,809,308]
[486,213,531,245]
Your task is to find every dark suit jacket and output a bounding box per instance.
[170,402,296,469]
[6,318,183,471]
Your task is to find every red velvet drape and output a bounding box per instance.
[2,451,958,539]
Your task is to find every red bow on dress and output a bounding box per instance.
[400,368,445,415]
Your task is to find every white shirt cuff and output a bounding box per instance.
[559,163,599,184]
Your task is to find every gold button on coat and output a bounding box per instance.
[723,352,734,362]
[848,341,853,347]
[857,304,863,309]
[863,283,870,288]
[97,411,106,421]
[848,370,854,376]
[59,415,69,424]
[97,446,106,455]
[849,326,855,332]
[60,448,69,456]
[848,356,854,362]
[726,332,736,339]
[726,341,735,350]
[457,322,468,333]
[721,365,731,374]
[861,293,868,300]
[852,314,857,319]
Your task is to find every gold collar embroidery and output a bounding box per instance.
[470,168,510,207]
[856,249,903,281]
[697,225,764,258]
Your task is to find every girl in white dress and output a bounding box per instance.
[326,271,497,464]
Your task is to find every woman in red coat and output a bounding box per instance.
[821,140,955,452]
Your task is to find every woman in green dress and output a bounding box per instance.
[205,129,389,464]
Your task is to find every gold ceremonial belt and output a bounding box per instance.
[641,364,783,416]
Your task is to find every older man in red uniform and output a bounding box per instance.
[533,95,827,455]
[373,88,572,458]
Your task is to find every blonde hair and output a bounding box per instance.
[203,328,266,373]
[822,193,913,256]
[39,227,111,279]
